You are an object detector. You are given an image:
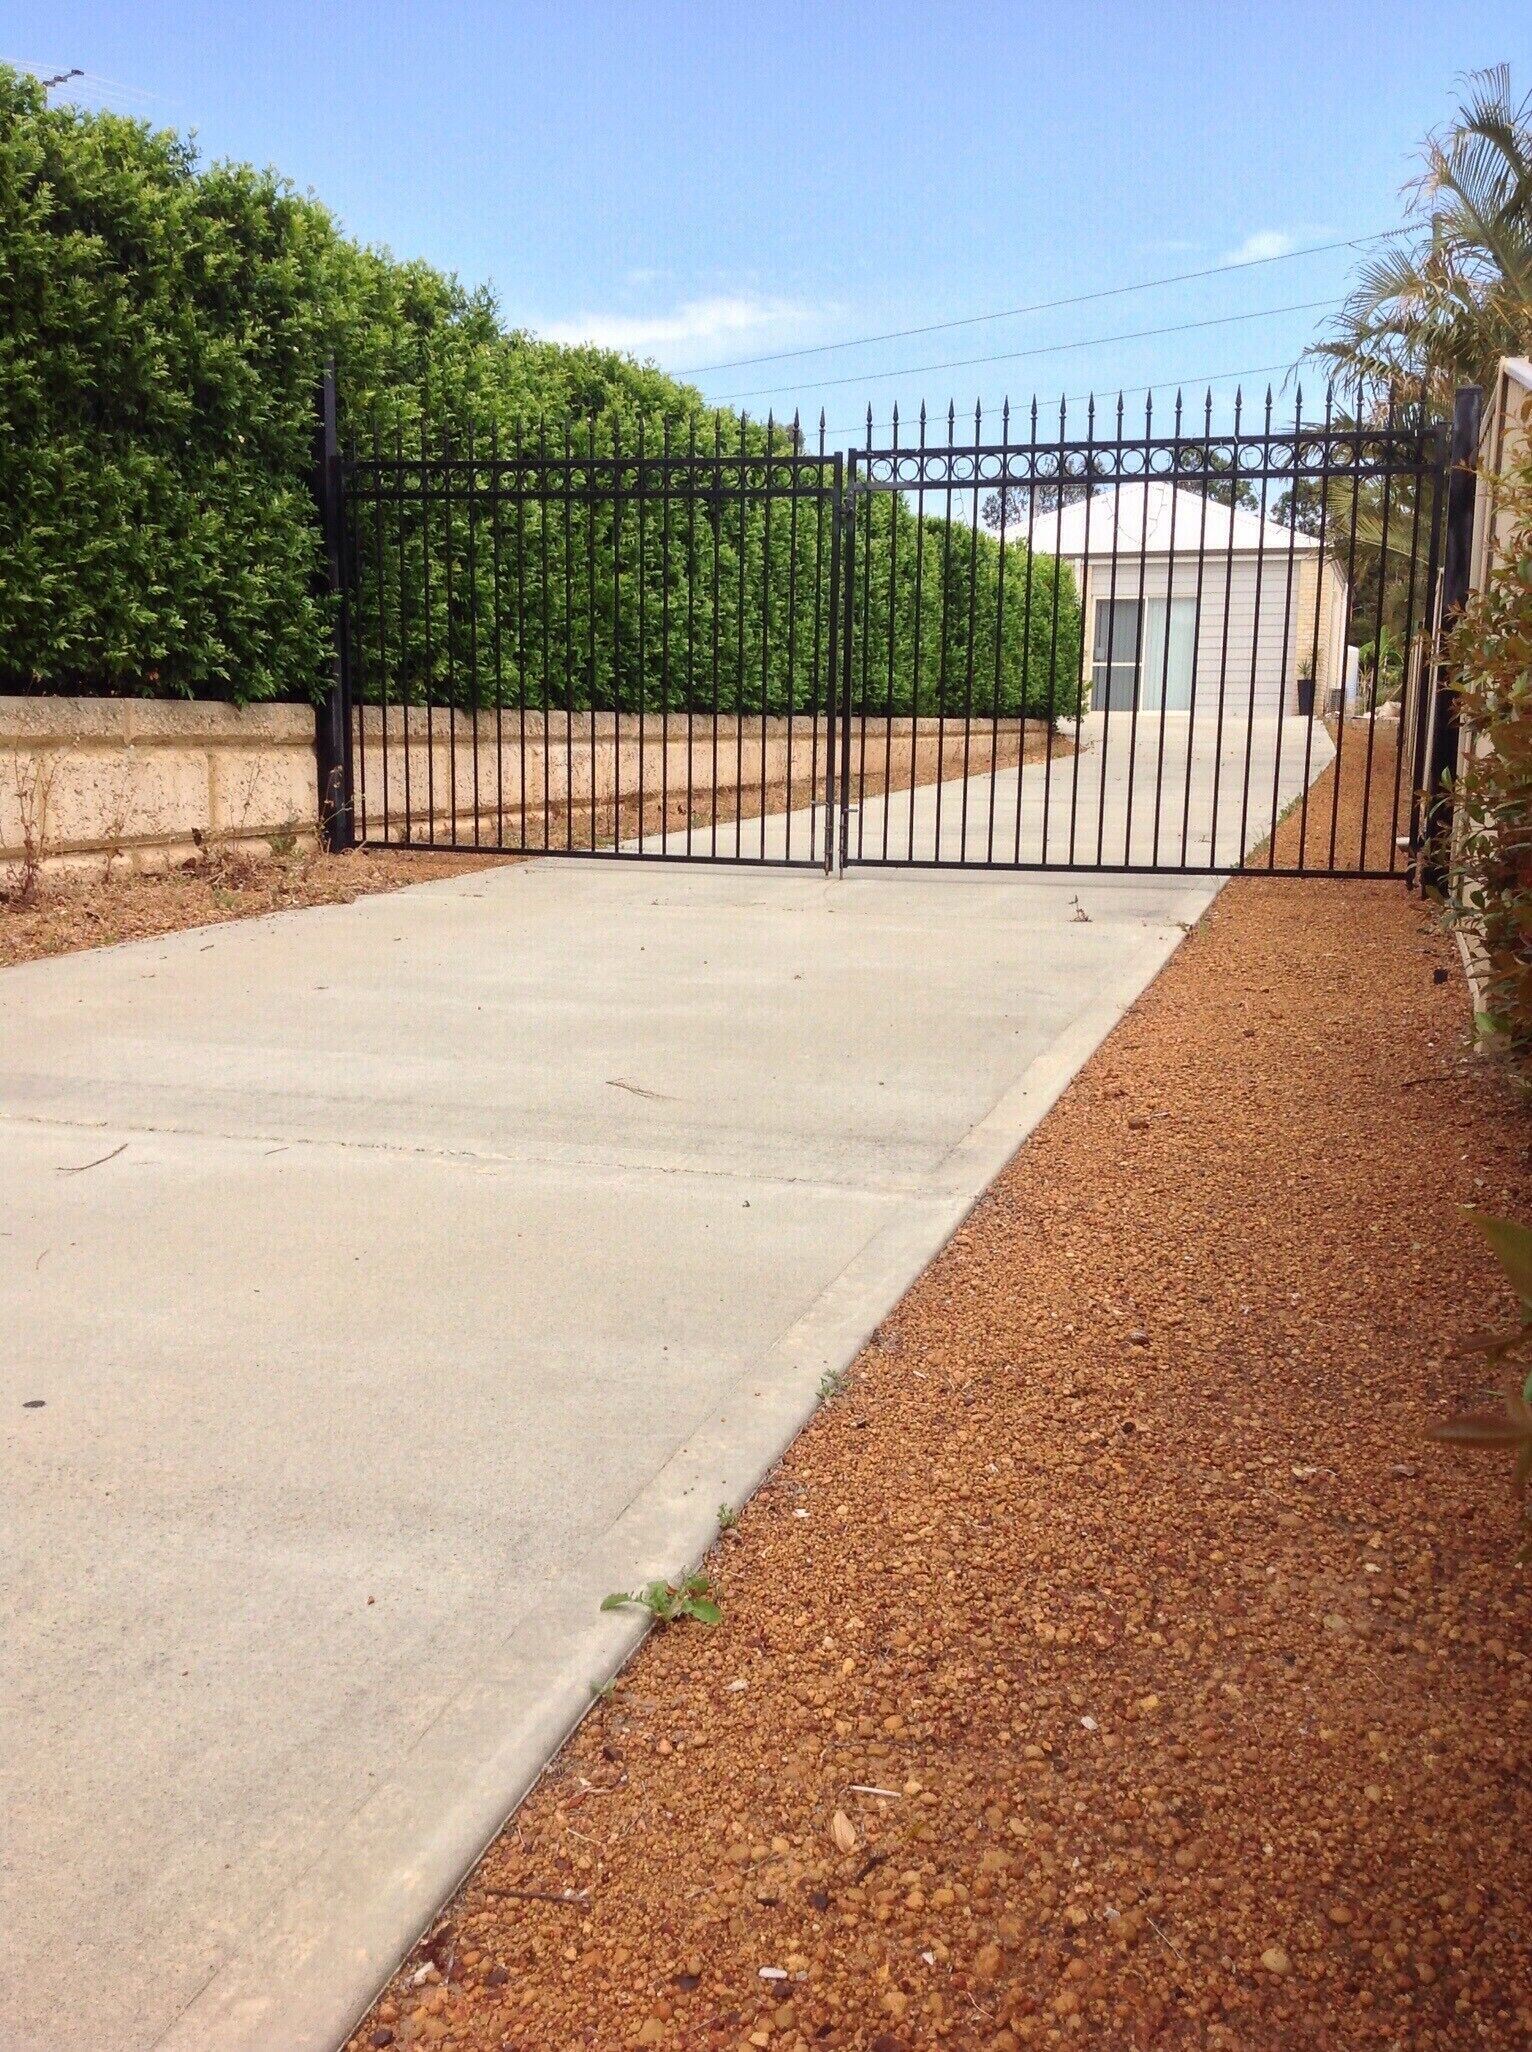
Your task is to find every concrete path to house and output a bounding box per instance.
[0,727,1298,2052]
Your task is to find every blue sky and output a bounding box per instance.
[6,3,1527,438]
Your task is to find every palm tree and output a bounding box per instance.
[1308,65,1532,410]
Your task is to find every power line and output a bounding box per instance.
[674,231,1390,378]
[709,297,1338,404]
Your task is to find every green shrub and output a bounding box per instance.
[0,67,711,705]
[1443,462,1532,1078]
[0,65,1083,724]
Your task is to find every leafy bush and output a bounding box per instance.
[0,65,1082,723]
[1443,462,1532,1076]
[0,67,716,705]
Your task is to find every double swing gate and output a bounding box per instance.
[319,370,1470,883]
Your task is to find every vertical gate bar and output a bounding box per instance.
[783,417,802,859]
[1149,392,1184,866]
[312,359,354,850]
[1421,383,1482,894]
[1094,394,1127,867]
[855,409,875,862]
[1120,390,1154,867]
[537,421,551,850]
[1032,396,1059,865]
[838,471,856,873]
[661,415,675,852]
[421,405,436,847]
[733,413,748,858]
[347,422,368,845]
[489,424,504,847]
[370,415,390,847]
[586,413,597,851]
[809,417,827,865]
[759,417,775,857]
[685,414,700,856]
[1029,396,1058,861]
[908,405,928,863]
[1068,396,1095,866]
[931,403,957,864]
[879,407,901,861]
[987,399,1011,865]
[1293,385,1336,874]
[1207,387,1243,872]
[1178,392,1214,867]
[711,415,724,856]
[1385,425,1429,872]
[1327,388,1368,873]
[958,400,982,863]
[395,419,412,846]
[513,420,528,850]
[823,453,844,875]
[562,418,574,852]
[465,423,482,847]
[1406,420,1448,870]
[442,422,459,846]
[613,414,626,853]
[1264,387,1305,869]
[637,415,648,850]
[1355,389,1398,871]
[1235,391,1274,871]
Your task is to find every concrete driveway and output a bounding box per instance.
[2,839,1226,2051]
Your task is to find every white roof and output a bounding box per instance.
[1025,481,1316,560]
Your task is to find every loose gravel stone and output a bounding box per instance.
[344,760,1530,2050]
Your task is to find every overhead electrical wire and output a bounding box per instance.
[672,230,1389,378]
[706,297,1339,404]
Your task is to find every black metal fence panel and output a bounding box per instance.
[343,411,843,867]
[841,391,1448,879]
[331,377,1456,882]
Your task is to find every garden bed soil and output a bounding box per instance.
[0,846,510,970]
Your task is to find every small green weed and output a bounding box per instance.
[817,1365,849,1402]
[601,1574,721,1626]
[716,1502,739,1533]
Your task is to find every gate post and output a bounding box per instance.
[312,358,355,851]
[1420,384,1481,893]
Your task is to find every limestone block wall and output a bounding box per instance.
[0,698,318,878]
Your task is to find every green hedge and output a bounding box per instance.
[0,67,715,704]
[0,65,1081,723]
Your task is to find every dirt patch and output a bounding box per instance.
[345,789,1530,2045]
[0,845,511,970]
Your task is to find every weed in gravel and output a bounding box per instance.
[715,1502,739,1534]
[601,1575,721,1626]
[817,1365,849,1402]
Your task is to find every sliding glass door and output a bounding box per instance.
[1091,595,1196,712]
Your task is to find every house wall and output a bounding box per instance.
[1074,553,1330,717]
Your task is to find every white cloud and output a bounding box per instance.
[1223,230,1299,266]
[538,294,817,364]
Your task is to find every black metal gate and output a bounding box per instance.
[333,394,841,868]
[321,370,1468,882]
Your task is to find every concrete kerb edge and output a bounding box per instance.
[151,886,1221,2052]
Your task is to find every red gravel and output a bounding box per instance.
[343,847,1530,2050]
